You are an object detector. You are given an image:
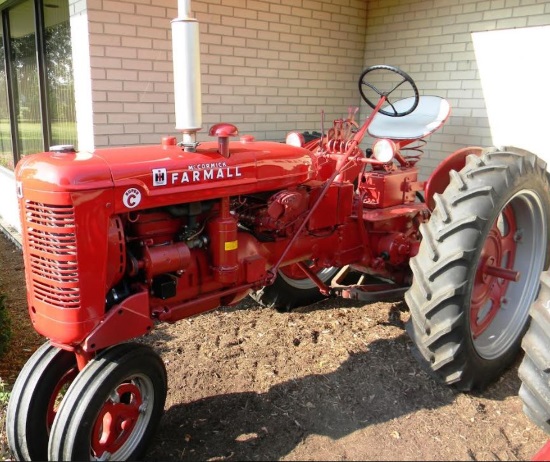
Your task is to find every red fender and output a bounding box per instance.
[424,146,484,210]
[533,439,550,461]
[82,290,153,353]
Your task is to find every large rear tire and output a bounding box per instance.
[6,341,77,461]
[519,269,550,433]
[48,343,167,461]
[250,263,339,312]
[406,147,550,391]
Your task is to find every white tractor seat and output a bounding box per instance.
[367,95,451,140]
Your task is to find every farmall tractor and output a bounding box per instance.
[6,1,550,461]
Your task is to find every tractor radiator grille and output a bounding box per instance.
[24,201,81,309]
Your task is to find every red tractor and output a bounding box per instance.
[6,2,550,461]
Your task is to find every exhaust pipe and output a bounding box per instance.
[171,0,202,151]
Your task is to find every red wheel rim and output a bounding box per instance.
[91,382,143,457]
[46,366,78,429]
[471,205,519,338]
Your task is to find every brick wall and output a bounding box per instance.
[364,0,550,178]
[74,0,550,171]
[82,0,368,148]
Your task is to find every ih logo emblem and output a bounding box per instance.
[152,168,167,186]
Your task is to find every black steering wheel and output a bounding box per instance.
[358,65,419,117]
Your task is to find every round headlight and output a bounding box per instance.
[285,131,305,147]
[372,139,396,163]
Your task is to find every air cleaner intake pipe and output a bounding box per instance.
[171,0,202,151]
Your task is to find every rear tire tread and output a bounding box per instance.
[519,269,550,433]
[407,147,550,391]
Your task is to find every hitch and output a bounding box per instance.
[330,266,408,302]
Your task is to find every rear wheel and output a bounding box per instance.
[251,262,339,311]
[519,270,550,433]
[48,343,167,461]
[406,147,550,391]
[6,341,77,461]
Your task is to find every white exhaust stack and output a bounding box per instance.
[172,0,202,151]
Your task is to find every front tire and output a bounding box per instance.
[6,341,77,461]
[48,343,167,461]
[406,147,550,391]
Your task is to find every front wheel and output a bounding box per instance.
[406,147,550,391]
[6,341,77,461]
[250,263,339,312]
[48,343,167,461]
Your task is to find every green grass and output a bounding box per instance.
[0,377,10,460]
[0,120,77,165]
[0,378,9,406]
[0,296,13,459]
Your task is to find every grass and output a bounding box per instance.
[0,120,77,169]
[0,378,8,406]
[0,295,11,460]
[0,377,10,460]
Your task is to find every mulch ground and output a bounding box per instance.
[0,232,548,460]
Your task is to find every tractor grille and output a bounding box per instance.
[24,201,81,309]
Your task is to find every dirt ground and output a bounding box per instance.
[0,232,549,461]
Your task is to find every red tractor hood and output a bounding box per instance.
[16,139,315,212]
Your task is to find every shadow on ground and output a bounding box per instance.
[145,322,520,461]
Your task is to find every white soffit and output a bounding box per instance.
[472,25,550,165]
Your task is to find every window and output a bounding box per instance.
[0,0,75,170]
[0,26,11,169]
[44,0,76,147]
[10,0,42,156]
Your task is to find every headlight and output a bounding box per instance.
[285,131,305,147]
[372,139,396,163]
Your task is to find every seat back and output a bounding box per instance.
[367,96,451,140]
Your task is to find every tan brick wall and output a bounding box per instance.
[74,0,550,169]
[82,0,368,148]
[364,0,550,178]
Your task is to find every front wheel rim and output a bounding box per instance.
[471,190,547,360]
[91,374,155,461]
[46,366,78,428]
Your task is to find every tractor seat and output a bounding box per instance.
[367,95,451,140]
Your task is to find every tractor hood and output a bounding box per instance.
[16,138,315,213]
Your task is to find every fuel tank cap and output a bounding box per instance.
[49,144,76,154]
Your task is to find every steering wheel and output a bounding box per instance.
[358,65,419,117]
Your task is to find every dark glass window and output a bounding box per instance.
[0,25,12,169]
[44,0,76,146]
[0,0,75,170]
[9,0,43,156]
